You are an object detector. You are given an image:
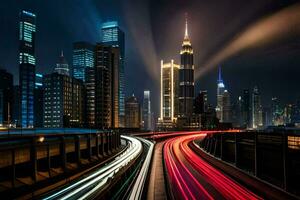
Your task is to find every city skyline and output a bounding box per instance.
[0,1,300,199]
[1,0,300,116]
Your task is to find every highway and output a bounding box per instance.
[163,133,262,200]
[43,135,142,200]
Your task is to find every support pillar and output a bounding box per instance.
[11,149,15,188]
[47,144,51,177]
[254,132,258,176]
[235,133,238,166]
[220,133,223,160]
[283,133,287,190]
[30,138,37,182]
[75,135,81,165]
[87,134,92,160]
[60,136,66,172]
[95,134,99,157]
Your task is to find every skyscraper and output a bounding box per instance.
[85,44,119,129]
[125,94,140,129]
[142,90,152,131]
[216,66,225,121]
[179,16,194,117]
[19,10,36,128]
[271,97,284,126]
[73,42,94,82]
[43,73,84,128]
[159,60,180,124]
[242,89,251,128]
[222,90,231,123]
[34,73,43,127]
[194,90,208,114]
[54,51,70,76]
[101,21,125,128]
[252,86,263,129]
[0,69,13,126]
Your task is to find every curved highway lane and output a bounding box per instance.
[164,133,262,200]
[43,135,142,200]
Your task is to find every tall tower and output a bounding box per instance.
[216,66,225,121]
[19,10,36,128]
[143,90,152,130]
[252,86,263,129]
[101,21,125,128]
[160,60,180,123]
[54,51,70,76]
[73,42,94,82]
[179,14,194,117]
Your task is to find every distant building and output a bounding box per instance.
[125,95,140,129]
[54,51,70,76]
[179,16,194,117]
[0,69,13,126]
[222,90,231,123]
[142,90,152,131]
[73,42,94,82]
[242,89,251,128]
[194,90,208,114]
[101,21,125,128]
[216,66,225,121]
[19,10,36,128]
[271,97,284,126]
[158,60,179,128]
[252,86,263,129]
[43,73,85,128]
[85,44,119,129]
[34,73,43,127]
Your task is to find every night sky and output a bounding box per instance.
[1,0,300,116]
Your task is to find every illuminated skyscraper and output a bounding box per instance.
[216,66,225,121]
[101,21,125,128]
[194,90,208,114]
[19,10,36,128]
[179,15,194,117]
[222,90,231,123]
[159,60,180,125]
[54,51,70,76]
[142,90,152,130]
[73,42,94,82]
[252,86,263,129]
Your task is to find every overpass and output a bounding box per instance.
[0,128,121,198]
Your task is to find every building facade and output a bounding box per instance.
[222,90,231,123]
[125,95,140,129]
[73,42,94,82]
[159,60,180,126]
[85,44,119,129]
[142,90,152,131]
[0,69,13,127]
[43,73,84,128]
[242,89,251,128]
[252,86,263,129]
[19,10,36,128]
[101,21,125,128]
[179,17,194,117]
[34,73,43,127]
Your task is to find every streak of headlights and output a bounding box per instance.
[128,138,154,200]
[43,135,142,200]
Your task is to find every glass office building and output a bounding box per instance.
[73,42,94,82]
[101,21,125,127]
[19,10,36,128]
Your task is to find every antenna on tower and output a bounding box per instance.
[185,12,189,39]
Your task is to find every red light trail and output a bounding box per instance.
[164,132,262,200]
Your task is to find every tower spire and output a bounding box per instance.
[218,66,222,81]
[184,13,189,39]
